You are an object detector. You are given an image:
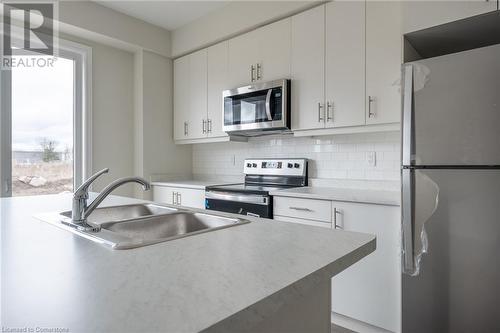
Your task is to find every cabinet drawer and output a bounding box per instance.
[273,197,332,222]
[274,215,332,229]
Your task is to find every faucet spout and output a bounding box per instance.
[70,169,150,231]
[84,177,151,220]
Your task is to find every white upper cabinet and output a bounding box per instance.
[173,49,207,141]
[173,56,189,141]
[402,0,497,34]
[228,19,291,88]
[207,42,229,138]
[188,49,208,139]
[325,1,365,128]
[366,1,402,125]
[256,18,291,82]
[290,5,325,131]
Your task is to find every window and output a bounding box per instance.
[0,38,91,197]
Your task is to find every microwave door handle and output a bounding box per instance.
[265,88,273,121]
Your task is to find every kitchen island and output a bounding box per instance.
[1,193,375,333]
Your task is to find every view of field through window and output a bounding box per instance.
[11,55,74,196]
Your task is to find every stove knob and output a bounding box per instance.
[294,163,300,168]
[252,163,257,168]
[246,163,252,168]
[287,163,293,168]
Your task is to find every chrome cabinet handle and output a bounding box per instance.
[289,207,313,212]
[184,122,188,136]
[202,119,207,134]
[327,101,333,122]
[256,63,262,80]
[172,192,176,205]
[368,96,376,118]
[207,119,212,133]
[250,65,256,82]
[318,103,324,122]
[177,192,181,205]
[334,208,343,229]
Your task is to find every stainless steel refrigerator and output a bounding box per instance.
[401,43,500,332]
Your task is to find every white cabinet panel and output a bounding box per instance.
[173,56,189,141]
[207,42,229,138]
[153,186,175,205]
[188,49,208,140]
[176,187,205,209]
[274,196,332,222]
[402,0,497,34]
[325,1,365,128]
[228,30,259,88]
[331,201,401,333]
[366,1,402,125]
[290,5,325,131]
[274,215,332,229]
[257,18,291,82]
[153,186,205,209]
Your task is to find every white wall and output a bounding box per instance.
[63,34,136,196]
[193,132,400,182]
[134,50,192,199]
[171,1,320,57]
[59,1,171,57]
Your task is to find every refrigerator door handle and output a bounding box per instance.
[402,64,414,166]
[402,168,415,274]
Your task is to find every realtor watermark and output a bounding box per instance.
[1,327,69,333]
[1,1,59,69]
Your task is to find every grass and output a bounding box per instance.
[12,161,73,196]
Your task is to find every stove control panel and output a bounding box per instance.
[243,159,307,177]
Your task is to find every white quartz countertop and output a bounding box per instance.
[1,193,375,333]
[151,179,237,189]
[270,186,400,206]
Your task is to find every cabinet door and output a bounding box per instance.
[366,1,402,125]
[187,49,208,140]
[257,18,292,82]
[174,56,189,141]
[402,0,497,33]
[331,202,401,333]
[290,5,325,131]
[228,30,259,88]
[207,42,229,138]
[325,1,365,128]
[176,188,205,209]
[153,186,175,205]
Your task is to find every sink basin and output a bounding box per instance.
[36,204,250,249]
[100,212,249,249]
[60,203,177,224]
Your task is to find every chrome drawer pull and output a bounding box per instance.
[289,207,313,212]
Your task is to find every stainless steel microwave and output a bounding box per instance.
[222,79,290,136]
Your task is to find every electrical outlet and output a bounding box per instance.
[232,155,236,166]
[367,152,376,167]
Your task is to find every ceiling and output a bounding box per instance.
[95,1,230,31]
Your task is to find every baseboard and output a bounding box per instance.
[331,312,394,333]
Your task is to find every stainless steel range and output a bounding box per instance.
[205,158,308,219]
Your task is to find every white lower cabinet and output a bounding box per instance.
[331,201,401,333]
[273,196,401,333]
[153,186,205,209]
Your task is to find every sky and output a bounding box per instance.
[12,55,74,152]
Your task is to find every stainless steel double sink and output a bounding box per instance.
[37,203,250,249]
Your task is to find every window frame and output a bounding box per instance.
[0,36,92,197]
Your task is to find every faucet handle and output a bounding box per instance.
[74,168,109,198]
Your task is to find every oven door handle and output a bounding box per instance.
[205,191,270,206]
[265,88,273,121]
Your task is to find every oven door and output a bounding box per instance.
[223,79,289,134]
[205,191,272,219]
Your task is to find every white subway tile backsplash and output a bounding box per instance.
[192,132,401,182]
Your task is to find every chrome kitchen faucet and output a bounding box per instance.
[70,168,150,231]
